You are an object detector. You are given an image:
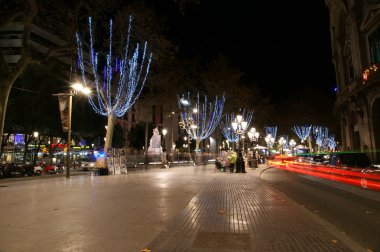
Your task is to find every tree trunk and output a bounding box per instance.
[104,112,115,154]
[195,140,200,156]
[0,79,12,148]
[195,139,202,165]
[22,133,29,163]
[307,136,313,153]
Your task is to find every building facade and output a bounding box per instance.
[326,0,380,160]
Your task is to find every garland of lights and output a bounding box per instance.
[264,126,277,148]
[327,135,336,151]
[291,125,311,143]
[313,126,329,149]
[221,115,238,142]
[178,92,225,142]
[220,109,253,142]
[76,16,152,117]
[265,126,277,140]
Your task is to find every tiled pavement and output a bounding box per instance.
[0,164,367,252]
[146,169,360,252]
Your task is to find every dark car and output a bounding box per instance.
[328,152,371,171]
[1,162,35,178]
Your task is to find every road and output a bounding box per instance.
[260,166,380,251]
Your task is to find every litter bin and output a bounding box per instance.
[249,158,258,168]
[253,159,258,168]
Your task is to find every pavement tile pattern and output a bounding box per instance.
[146,171,352,252]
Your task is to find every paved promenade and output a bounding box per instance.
[0,164,366,252]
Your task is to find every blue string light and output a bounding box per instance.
[313,126,329,149]
[178,92,225,142]
[265,126,278,140]
[291,125,311,143]
[327,135,336,151]
[76,16,152,117]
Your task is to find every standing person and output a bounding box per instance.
[235,150,246,173]
[161,149,168,168]
[228,150,237,173]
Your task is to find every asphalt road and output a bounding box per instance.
[260,167,380,252]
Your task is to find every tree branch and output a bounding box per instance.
[0,9,24,31]
[10,0,38,81]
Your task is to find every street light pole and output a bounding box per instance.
[54,83,90,179]
[66,91,73,178]
[162,128,167,150]
[33,131,39,165]
[231,114,247,151]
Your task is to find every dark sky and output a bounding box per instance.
[165,2,336,90]
[154,0,337,126]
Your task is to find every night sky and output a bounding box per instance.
[154,0,337,127]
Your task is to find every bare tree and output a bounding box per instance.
[76,16,152,153]
[0,0,77,146]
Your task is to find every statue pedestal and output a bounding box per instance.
[147,127,163,163]
[147,147,162,156]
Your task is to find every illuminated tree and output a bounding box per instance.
[291,125,311,143]
[178,92,225,157]
[76,16,152,152]
[327,135,336,151]
[313,126,329,151]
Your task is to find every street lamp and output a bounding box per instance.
[289,139,296,155]
[33,131,39,165]
[60,82,91,179]
[247,127,260,142]
[265,134,275,156]
[162,128,167,149]
[278,137,287,155]
[231,114,248,151]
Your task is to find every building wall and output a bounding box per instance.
[326,0,380,160]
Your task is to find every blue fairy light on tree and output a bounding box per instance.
[291,125,312,143]
[76,16,152,152]
[313,126,329,151]
[178,92,225,157]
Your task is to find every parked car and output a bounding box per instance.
[2,163,27,177]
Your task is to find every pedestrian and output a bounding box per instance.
[228,150,237,173]
[235,150,246,173]
[161,148,169,168]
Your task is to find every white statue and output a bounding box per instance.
[147,127,162,155]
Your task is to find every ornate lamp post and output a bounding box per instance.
[33,131,39,165]
[278,137,287,155]
[54,82,91,178]
[247,127,260,143]
[247,127,259,158]
[289,139,297,155]
[162,128,167,149]
[231,115,248,151]
[265,134,275,156]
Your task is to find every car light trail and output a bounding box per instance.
[268,158,380,191]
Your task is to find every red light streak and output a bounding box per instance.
[268,159,380,191]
